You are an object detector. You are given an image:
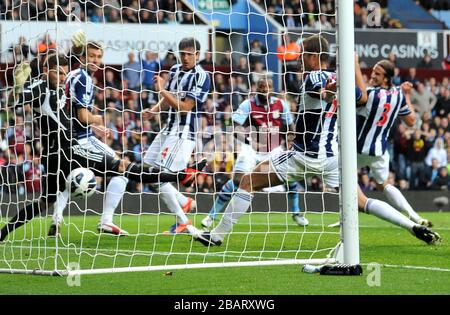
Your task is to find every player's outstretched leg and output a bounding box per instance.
[383,184,433,227]
[194,160,282,247]
[121,158,207,187]
[0,201,43,242]
[122,158,207,235]
[289,182,308,226]
[361,190,441,245]
[98,176,130,236]
[201,179,237,230]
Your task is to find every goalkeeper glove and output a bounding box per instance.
[13,62,31,94]
[71,29,87,48]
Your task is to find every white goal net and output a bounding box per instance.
[0,0,357,275]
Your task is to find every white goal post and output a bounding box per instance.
[0,0,359,276]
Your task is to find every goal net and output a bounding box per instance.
[0,0,357,276]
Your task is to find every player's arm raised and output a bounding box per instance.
[399,81,416,127]
[71,29,87,56]
[6,62,32,108]
[355,53,368,105]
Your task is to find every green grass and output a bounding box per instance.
[0,211,449,295]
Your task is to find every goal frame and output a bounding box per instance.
[0,0,359,276]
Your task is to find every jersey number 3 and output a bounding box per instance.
[376,103,391,126]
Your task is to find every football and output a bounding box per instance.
[67,168,97,199]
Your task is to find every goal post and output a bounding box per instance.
[336,0,361,266]
[0,0,359,276]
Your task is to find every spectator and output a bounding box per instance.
[233,56,250,87]
[14,0,38,20]
[37,34,56,55]
[392,123,412,180]
[403,67,419,87]
[90,7,107,23]
[314,14,333,30]
[392,67,402,86]
[425,137,448,168]
[219,51,232,67]
[416,51,435,69]
[122,51,142,91]
[199,51,214,67]
[410,82,437,117]
[229,75,247,110]
[141,51,161,90]
[123,7,138,23]
[408,129,430,189]
[248,40,267,66]
[282,7,298,27]
[140,0,158,23]
[164,50,177,68]
[250,61,272,86]
[9,36,33,62]
[277,32,300,93]
[442,54,450,70]
[421,158,440,189]
[276,32,300,64]
[181,12,194,24]
[433,86,450,118]
[388,52,398,67]
[431,167,450,190]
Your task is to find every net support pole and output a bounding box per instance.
[337,0,360,266]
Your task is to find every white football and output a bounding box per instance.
[67,168,97,199]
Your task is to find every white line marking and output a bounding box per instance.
[363,263,450,273]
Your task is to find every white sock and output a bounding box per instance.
[211,188,253,242]
[101,176,128,225]
[52,189,70,225]
[162,183,189,206]
[365,198,415,232]
[384,184,421,223]
[160,184,189,224]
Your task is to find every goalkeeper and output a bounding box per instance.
[0,54,205,242]
[200,77,309,231]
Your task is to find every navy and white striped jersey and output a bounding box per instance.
[294,70,339,159]
[356,86,410,156]
[162,64,210,141]
[65,68,95,139]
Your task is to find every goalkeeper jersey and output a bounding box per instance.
[18,79,74,150]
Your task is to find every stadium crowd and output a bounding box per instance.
[1,41,449,195]
[0,0,421,29]
[254,0,402,29]
[0,0,201,25]
[0,1,449,196]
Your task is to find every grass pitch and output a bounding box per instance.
[0,211,449,295]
